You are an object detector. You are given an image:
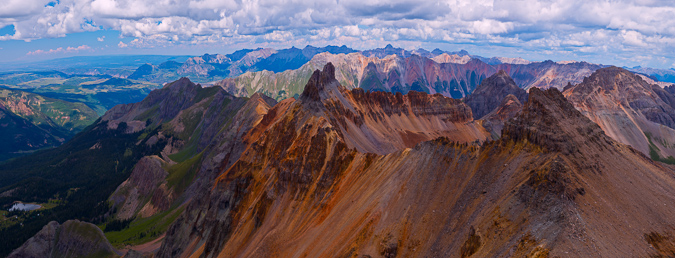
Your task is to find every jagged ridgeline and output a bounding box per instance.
[6,63,675,257]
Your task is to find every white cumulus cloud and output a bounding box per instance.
[0,0,674,67]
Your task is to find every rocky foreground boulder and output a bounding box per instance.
[8,220,119,258]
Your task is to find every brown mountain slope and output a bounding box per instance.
[101,79,279,222]
[155,63,675,258]
[563,66,675,159]
[156,63,490,257]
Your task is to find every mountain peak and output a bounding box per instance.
[476,70,522,94]
[503,88,609,154]
[581,66,643,88]
[162,77,198,90]
[464,71,528,119]
[300,62,338,101]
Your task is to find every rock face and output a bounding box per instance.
[153,64,675,257]
[463,70,528,119]
[8,220,119,258]
[564,66,675,158]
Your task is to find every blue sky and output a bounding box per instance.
[1,0,674,69]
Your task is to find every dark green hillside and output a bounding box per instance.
[0,77,251,256]
[0,120,167,256]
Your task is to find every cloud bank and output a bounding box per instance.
[26,45,92,55]
[2,0,675,67]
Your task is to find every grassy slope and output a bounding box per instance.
[104,206,185,248]
[645,132,675,164]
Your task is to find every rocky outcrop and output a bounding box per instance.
[503,88,611,154]
[464,70,528,119]
[301,62,487,154]
[109,155,171,219]
[300,62,340,102]
[9,220,119,258]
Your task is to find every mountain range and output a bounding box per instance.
[4,61,675,257]
[215,51,602,101]
[4,43,675,258]
[126,45,357,84]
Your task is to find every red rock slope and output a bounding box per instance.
[156,64,675,258]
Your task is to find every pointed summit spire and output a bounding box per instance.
[301,62,337,101]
